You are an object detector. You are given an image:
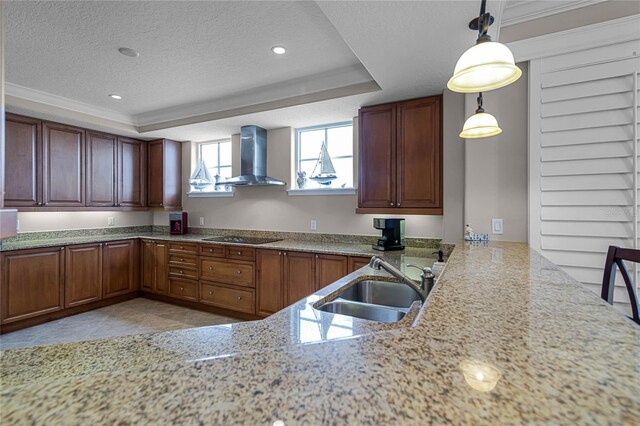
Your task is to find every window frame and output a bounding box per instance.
[293,121,354,193]
[198,139,233,180]
[187,139,234,197]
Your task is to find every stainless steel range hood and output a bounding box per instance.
[215,125,286,187]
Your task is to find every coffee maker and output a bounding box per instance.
[372,218,405,251]
[169,212,188,235]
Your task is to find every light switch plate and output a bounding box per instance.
[492,218,503,235]
[199,217,205,226]
[311,219,317,231]
[107,216,115,226]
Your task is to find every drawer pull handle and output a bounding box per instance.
[237,296,242,300]
[209,266,213,270]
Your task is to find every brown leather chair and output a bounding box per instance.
[601,246,640,325]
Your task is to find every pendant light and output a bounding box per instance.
[448,0,522,93]
[460,93,502,139]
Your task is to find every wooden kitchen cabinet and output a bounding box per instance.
[256,249,285,316]
[4,113,42,207]
[284,251,315,306]
[102,240,138,298]
[141,239,168,295]
[148,139,182,209]
[348,255,371,273]
[65,243,103,308]
[117,137,147,207]
[86,130,117,207]
[42,121,85,207]
[1,246,65,324]
[315,254,348,290]
[357,95,442,215]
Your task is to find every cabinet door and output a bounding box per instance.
[4,114,42,207]
[348,256,371,273]
[256,249,284,316]
[141,240,156,292]
[284,251,315,306]
[65,243,102,307]
[86,131,116,207]
[396,96,442,209]
[358,103,396,208]
[315,254,348,290]
[43,122,85,207]
[103,240,136,298]
[1,247,65,323]
[147,140,164,207]
[118,137,146,207]
[155,241,169,294]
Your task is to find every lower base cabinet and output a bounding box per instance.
[103,240,138,298]
[1,247,65,323]
[315,254,348,291]
[169,278,198,302]
[65,243,103,308]
[348,256,371,273]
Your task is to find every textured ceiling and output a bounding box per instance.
[5,0,506,141]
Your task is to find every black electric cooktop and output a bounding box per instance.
[200,236,283,245]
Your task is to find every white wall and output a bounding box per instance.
[17,211,153,232]
[155,114,463,238]
[463,63,529,242]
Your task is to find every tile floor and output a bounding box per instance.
[0,298,242,350]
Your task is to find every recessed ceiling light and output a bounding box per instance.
[118,47,139,57]
[108,94,122,100]
[271,46,286,55]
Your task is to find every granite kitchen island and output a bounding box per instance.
[1,241,639,425]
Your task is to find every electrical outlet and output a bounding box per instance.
[311,219,317,231]
[199,217,205,226]
[491,218,503,235]
[107,216,115,226]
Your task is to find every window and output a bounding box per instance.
[189,140,232,194]
[295,122,353,190]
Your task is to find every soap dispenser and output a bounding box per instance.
[432,249,446,277]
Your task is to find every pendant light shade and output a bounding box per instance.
[460,92,502,139]
[447,41,522,93]
[448,0,521,93]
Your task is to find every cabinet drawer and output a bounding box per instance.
[200,259,255,288]
[169,278,198,301]
[168,254,197,268]
[168,242,197,254]
[225,246,255,261]
[200,283,255,314]
[199,244,225,258]
[169,266,198,280]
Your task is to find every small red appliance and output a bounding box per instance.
[169,212,188,235]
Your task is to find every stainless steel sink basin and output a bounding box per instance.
[317,300,407,323]
[338,280,421,309]
[314,279,422,323]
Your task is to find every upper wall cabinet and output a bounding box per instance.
[42,121,85,207]
[4,113,42,206]
[357,95,443,215]
[118,137,147,208]
[86,130,117,207]
[148,139,182,209]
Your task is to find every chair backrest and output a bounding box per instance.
[601,245,640,325]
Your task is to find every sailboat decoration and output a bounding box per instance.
[309,140,337,185]
[189,157,214,190]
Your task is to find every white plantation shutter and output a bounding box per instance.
[530,40,640,316]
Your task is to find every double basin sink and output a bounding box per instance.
[314,279,422,323]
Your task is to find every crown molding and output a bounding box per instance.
[507,14,640,61]
[5,83,135,125]
[501,0,607,27]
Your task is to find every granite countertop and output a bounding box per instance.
[0,230,441,258]
[2,241,639,424]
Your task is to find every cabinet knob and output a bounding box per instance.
[389,202,394,206]
[237,296,242,300]
[397,202,401,207]
[180,287,184,291]
[209,266,213,270]
[104,243,108,246]
[237,251,242,255]
[112,203,116,207]
[316,254,319,259]
[60,247,65,251]
[209,291,213,295]
[160,203,164,207]
[236,270,241,274]
[278,251,282,255]
[180,246,184,249]
[37,202,43,206]
[209,248,213,252]
[44,202,49,206]
[179,270,183,274]
[180,258,184,262]
[284,252,287,256]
